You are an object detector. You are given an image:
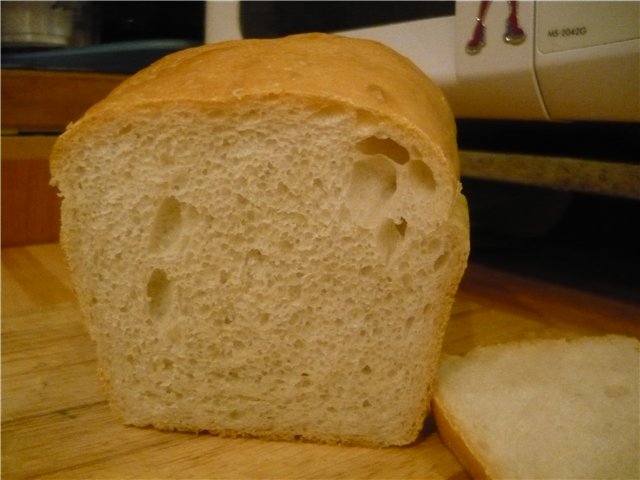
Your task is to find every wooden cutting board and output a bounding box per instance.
[2,243,638,479]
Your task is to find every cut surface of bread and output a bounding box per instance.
[433,335,640,479]
[50,33,469,447]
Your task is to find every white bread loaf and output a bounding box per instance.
[433,335,640,478]
[50,33,469,446]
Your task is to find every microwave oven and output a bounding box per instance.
[205,1,640,123]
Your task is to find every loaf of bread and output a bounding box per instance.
[50,33,469,446]
[433,335,640,478]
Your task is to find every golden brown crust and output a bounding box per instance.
[431,396,493,479]
[51,33,458,184]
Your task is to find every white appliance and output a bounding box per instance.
[205,1,640,122]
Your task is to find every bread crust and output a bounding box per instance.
[431,396,493,479]
[51,33,459,194]
[433,336,640,478]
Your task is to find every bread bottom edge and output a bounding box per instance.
[117,416,425,449]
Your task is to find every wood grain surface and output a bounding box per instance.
[1,136,60,247]
[2,243,639,479]
[1,69,126,133]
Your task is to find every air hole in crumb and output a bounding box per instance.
[356,136,410,165]
[244,249,265,266]
[434,251,450,271]
[359,266,373,276]
[149,196,183,251]
[160,358,173,370]
[395,217,407,238]
[278,239,293,251]
[118,124,133,135]
[310,104,348,121]
[428,237,443,252]
[404,317,415,330]
[366,84,388,102]
[378,218,406,262]
[300,378,312,388]
[276,182,289,195]
[147,269,172,321]
[355,110,379,128]
[289,284,302,299]
[347,157,397,222]
[242,249,266,285]
[362,399,372,407]
[361,365,372,375]
[408,160,436,192]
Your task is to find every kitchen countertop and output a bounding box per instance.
[3,243,639,479]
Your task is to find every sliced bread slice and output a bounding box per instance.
[433,335,640,478]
